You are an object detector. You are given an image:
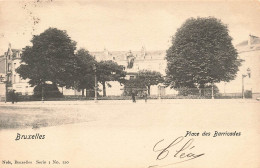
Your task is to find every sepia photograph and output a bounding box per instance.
[0,0,260,168]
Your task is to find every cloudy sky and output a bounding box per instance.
[0,0,260,54]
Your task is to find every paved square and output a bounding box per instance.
[0,99,259,168]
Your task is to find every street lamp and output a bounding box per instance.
[41,84,44,103]
[93,64,98,103]
[158,84,161,100]
[242,68,251,99]
[211,83,214,99]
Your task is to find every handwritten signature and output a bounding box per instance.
[149,136,205,168]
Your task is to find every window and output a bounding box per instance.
[0,75,4,82]
[14,63,16,69]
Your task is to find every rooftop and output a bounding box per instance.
[91,49,166,61]
[236,35,260,53]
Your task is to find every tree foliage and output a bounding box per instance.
[74,48,96,96]
[123,77,146,96]
[166,17,240,89]
[124,77,146,90]
[16,28,77,88]
[176,84,219,97]
[136,70,164,95]
[96,60,126,97]
[33,84,63,98]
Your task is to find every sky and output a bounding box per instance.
[0,0,260,54]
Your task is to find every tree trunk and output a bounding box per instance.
[41,82,45,101]
[102,82,106,97]
[200,84,205,96]
[148,85,151,95]
[85,88,88,98]
[211,83,214,99]
[82,89,84,97]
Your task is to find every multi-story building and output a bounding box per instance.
[0,55,6,100]
[1,44,34,96]
[3,35,259,99]
[91,47,177,96]
[217,35,260,98]
[1,44,176,97]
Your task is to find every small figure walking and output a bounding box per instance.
[131,90,136,103]
[10,90,16,104]
[143,91,147,103]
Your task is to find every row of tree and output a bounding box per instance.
[16,17,241,98]
[16,28,164,97]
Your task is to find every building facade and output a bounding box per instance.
[2,35,259,99]
[0,55,6,101]
[1,44,34,97]
[216,35,260,98]
[91,47,177,96]
[1,44,176,97]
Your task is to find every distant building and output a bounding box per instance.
[5,35,258,99]
[2,44,34,96]
[0,55,6,100]
[91,47,177,96]
[217,35,260,98]
[1,44,177,97]
[1,44,80,97]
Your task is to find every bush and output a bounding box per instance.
[33,84,63,98]
[244,90,252,98]
[176,84,219,98]
[204,84,219,98]
[177,87,199,96]
[7,89,19,102]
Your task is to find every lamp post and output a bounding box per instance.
[211,83,214,99]
[224,82,226,97]
[158,85,161,100]
[242,68,251,99]
[93,64,98,103]
[41,84,44,103]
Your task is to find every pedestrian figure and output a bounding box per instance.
[10,90,15,104]
[131,91,136,103]
[143,91,147,103]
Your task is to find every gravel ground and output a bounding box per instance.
[0,99,259,168]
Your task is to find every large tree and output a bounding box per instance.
[166,17,241,95]
[74,48,96,97]
[96,60,126,97]
[16,28,77,90]
[136,70,164,95]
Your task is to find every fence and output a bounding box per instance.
[0,86,254,102]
